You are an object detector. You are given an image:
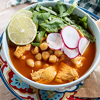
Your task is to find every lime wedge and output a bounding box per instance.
[7,16,37,45]
[11,9,32,19]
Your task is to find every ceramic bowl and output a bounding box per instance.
[2,1,100,92]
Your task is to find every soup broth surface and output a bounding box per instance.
[9,42,96,85]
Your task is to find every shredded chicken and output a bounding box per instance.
[55,62,78,83]
[31,66,56,84]
[14,44,31,58]
[71,56,85,68]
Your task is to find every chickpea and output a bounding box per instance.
[35,53,42,60]
[31,46,39,54]
[20,56,26,60]
[49,49,54,54]
[26,59,34,67]
[42,51,50,61]
[54,50,63,57]
[43,63,49,68]
[34,61,42,68]
[39,43,48,51]
[49,55,57,63]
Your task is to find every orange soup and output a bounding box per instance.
[9,41,96,85]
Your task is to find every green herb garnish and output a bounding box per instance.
[29,1,95,44]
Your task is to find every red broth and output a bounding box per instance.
[9,41,96,85]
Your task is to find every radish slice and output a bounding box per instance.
[61,26,80,49]
[63,45,79,58]
[47,33,63,50]
[78,37,90,55]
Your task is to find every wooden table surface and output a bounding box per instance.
[0,2,34,100]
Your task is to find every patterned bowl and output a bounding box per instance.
[2,1,100,92]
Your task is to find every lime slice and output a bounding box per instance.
[11,9,32,19]
[7,16,37,45]
[11,9,38,29]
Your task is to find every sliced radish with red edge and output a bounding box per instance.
[61,26,80,49]
[78,37,90,55]
[63,45,79,58]
[47,33,63,50]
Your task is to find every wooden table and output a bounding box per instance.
[0,2,33,99]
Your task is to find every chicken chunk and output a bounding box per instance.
[31,66,56,84]
[55,63,78,83]
[26,59,34,67]
[71,56,85,68]
[14,44,31,58]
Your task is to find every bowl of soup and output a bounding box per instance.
[2,1,100,92]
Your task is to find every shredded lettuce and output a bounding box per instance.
[40,15,66,32]
[32,11,50,24]
[31,42,41,46]
[64,16,95,42]
[35,4,57,16]
[62,2,78,17]
[29,7,34,12]
[79,15,87,29]
[55,1,67,17]
[29,1,95,44]
[72,24,95,42]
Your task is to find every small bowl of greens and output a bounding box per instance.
[2,1,100,92]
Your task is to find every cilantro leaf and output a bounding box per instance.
[40,16,65,32]
[40,22,59,33]
[56,1,67,17]
[37,13,50,24]
[32,11,40,24]
[32,11,50,24]
[35,30,46,43]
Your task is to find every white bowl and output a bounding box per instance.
[2,1,100,92]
